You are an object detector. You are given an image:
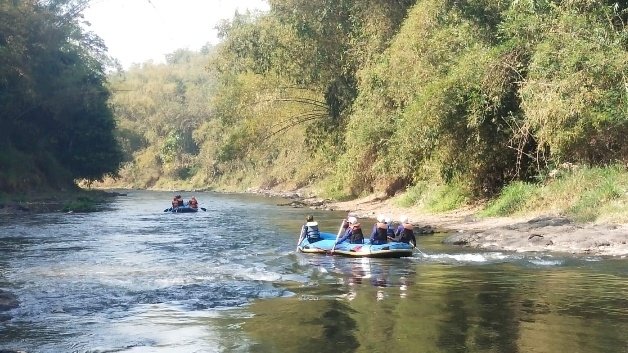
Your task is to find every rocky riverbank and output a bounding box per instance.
[263,189,628,257]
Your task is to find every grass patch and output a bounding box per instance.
[562,166,626,222]
[392,165,627,224]
[481,181,537,217]
[425,183,469,212]
[481,165,627,222]
[61,196,103,213]
[394,181,469,212]
[395,182,429,207]
[318,176,355,201]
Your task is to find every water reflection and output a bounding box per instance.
[295,255,417,302]
[244,254,628,353]
[338,258,415,302]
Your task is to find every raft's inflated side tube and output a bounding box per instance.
[168,206,198,213]
[297,232,413,258]
[332,242,413,258]
[298,232,337,253]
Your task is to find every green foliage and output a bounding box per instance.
[101,0,626,225]
[0,0,121,191]
[517,2,628,166]
[160,130,183,163]
[424,182,470,212]
[481,165,627,222]
[392,179,470,212]
[481,182,538,216]
[329,0,626,201]
[62,196,101,213]
[544,165,627,222]
[212,1,417,152]
[104,50,214,188]
[395,182,430,207]
[336,0,524,197]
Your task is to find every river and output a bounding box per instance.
[0,190,626,353]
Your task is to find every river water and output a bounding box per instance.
[0,191,626,353]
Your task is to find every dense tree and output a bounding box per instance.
[105,0,626,202]
[106,49,214,189]
[0,0,122,191]
[332,0,627,197]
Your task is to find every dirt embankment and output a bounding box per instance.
[269,190,628,257]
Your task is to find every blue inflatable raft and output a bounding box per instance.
[297,232,414,258]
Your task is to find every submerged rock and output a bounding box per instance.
[0,290,18,311]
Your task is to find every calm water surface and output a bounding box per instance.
[0,191,626,353]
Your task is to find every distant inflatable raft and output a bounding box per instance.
[164,206,198,213]
[297,232,414,258]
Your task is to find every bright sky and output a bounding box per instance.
[83,0,269,69]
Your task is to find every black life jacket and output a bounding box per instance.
[399,224,414,243]
[350,224,364,244]
[305,221,321,241]
[374,222,388,243]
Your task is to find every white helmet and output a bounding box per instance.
[348,216,358,224]
[400,215,409,224]
[384,217,391,224]
[376,214,385,222]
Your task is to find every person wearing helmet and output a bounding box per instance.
[370,215,389,245]
[370,214,385,237]
[299,215,321,243]
[336,216,364,245]
[394,215,416,246]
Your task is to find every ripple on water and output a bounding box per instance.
[421,251,510,264]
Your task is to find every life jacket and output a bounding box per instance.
[399,223,414,243]
[387,224,395,237]
[305,221,321,241]
[349,223,364,244]
[373,222,388,243]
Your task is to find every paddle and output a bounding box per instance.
[296,226,306,251]
[411,241,426,256]
[330,220,346,255]
[200,207,207,212]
